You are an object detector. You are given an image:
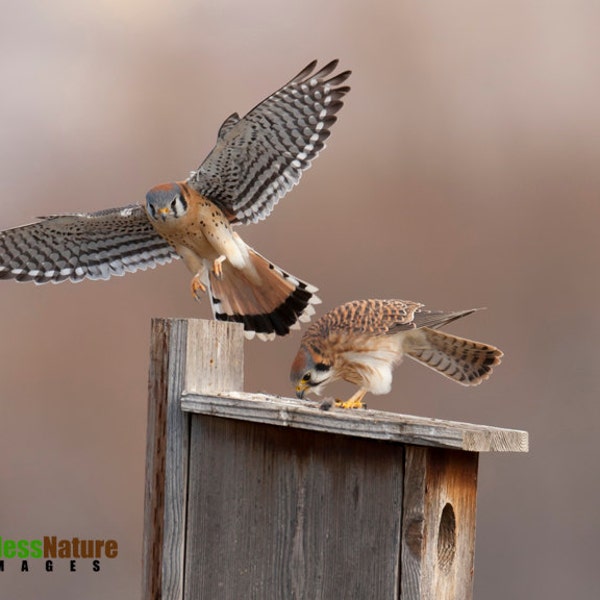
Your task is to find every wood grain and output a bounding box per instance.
[143,318,182,600]
[400,446,479,599]
[142,318,244,600]
[184,416,405,600]
[180,390,529,453]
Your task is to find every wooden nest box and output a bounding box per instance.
[142,319,528,600]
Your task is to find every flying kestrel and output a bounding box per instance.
[290,299,503,408]
[0,60,351,339]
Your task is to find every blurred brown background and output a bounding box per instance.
[1,1,598,598]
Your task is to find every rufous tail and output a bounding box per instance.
[208,249,320,340]
[404,327,502,385]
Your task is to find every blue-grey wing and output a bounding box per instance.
[0,204,178,283]
[187,60,351,225]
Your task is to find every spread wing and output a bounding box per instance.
[187,59,351,225]
[0,204,179,283]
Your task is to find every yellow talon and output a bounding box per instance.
[191,276,207,300]
[334,398,367,410]
[334,390,368,410]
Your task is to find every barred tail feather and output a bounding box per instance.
[208,249,320,340]
[404,327,503,385]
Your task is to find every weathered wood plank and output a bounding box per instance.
[142,318,189,600]
[400,447,479,600]
[400,447,428,597]
[181,321,244,600]
[142,318,244,600]
[184,415,405,600]
[180,391,529,453]
[143,319,167,600]
[183,319,245,395]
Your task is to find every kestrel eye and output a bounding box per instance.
[302,373,311,382]
[148,203,156,219]
[171,196,179,210]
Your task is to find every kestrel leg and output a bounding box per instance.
[335,389,368,410]
[176,245,209,301]
[212,255,226,280]
[201,223,260,284]
[191,274,207,299]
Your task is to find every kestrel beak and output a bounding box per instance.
[295,382,307,399]
[157,207,170,217]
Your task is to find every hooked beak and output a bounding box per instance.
[295,382,308,399]
[157,206,170,220]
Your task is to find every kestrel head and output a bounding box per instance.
[146,183,188,222]
[290,344,335,399]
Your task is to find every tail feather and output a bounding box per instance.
[404,327,502,386]
[208,249,320,340]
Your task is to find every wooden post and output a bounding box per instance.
[143,318,528,600]
[142,318,244,600]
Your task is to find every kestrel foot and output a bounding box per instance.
[191,275,207,300]
[334,398,367,409]
[334,390,368,410]
[212,255,226,280]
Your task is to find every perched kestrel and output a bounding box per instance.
[0,60,351,339]
[290,299,503,408]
